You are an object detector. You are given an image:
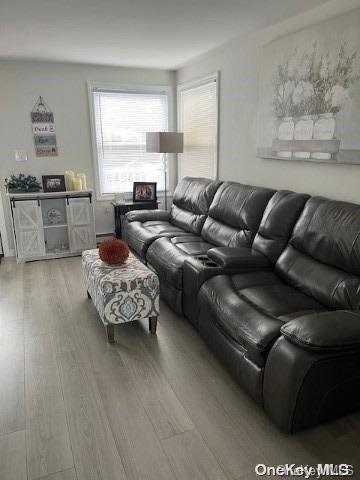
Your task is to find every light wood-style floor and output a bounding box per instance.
[1,256,360,480]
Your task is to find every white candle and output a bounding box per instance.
[72,177,83,191]
[76,173,87,190]
[64,170,75,191]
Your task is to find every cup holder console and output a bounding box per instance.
[196,255,219,268]
[204,260,218,267]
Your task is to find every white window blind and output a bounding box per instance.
[92,89,168,195]
[178,75,218,179]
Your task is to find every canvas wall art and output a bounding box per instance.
[257,9,360,164]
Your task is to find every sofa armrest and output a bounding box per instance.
[125,209,170,223]
[207,247,271,269]
[183,248,272,327]
[281,310,360,352]
[264,333,360,433]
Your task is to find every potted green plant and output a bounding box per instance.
[4,174,42,193]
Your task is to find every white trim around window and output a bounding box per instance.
[87,82,175,201]
[177,72,219,180]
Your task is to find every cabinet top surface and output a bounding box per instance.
[8,189,93,199]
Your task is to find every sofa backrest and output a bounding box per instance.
[276,196,360,310]
[201,182,275,247]
[252,190,309,264]
[170,177,222,235]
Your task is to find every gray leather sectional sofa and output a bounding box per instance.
[123,176,360,432]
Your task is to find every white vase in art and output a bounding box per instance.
[294,115,314,159]
[277,117,294,158]
[312,113,336,161]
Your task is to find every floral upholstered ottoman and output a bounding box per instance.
[82,249,160,342]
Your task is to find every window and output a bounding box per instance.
[177,73,218,179]
[90,87,169,196]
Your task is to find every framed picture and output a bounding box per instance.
[42,175,66,193]
[133,182,157,202]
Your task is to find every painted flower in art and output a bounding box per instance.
[325,85,350,111]
[319,59,329,80]
[278,80,295,101]
[297,56,311,80]
[292,81,315,106]
[287,55,298,78]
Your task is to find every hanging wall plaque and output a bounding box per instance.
[31,96,58,156]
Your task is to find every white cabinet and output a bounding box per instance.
[67,198,96,253]
[9,190,96,263]
[13,200,46,259]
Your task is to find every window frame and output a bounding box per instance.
[88,82,174,201]
[177,72,219,181]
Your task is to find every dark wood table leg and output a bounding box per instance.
[149,316,157,334]
[106,324,115,343]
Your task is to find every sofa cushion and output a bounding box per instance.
[170,177,222,235]
[198,272,325,367]
[252,190,309,263]
[123,177,221,258]
[123,219,191,259]
[172,176,222,215]
[290,196,360,275]
[141,220,185,234]
[201,182,275,247]
[276,197,360,310]
[170,205,207,235]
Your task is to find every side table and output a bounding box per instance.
[112,201,159,239]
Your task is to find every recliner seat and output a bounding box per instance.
[123,176,221,259]
[198,196,360,431]
[183,189,309,324]
[146,182,276,314]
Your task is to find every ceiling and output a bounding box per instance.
[0,0,330,69]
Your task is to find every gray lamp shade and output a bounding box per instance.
[146,132,184,154]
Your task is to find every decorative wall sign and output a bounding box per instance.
[31,96,58,156]
[257,9,360,164]
[32,123,56,135]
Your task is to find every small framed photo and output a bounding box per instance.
[42,175,66,193]
[133,182,157,202]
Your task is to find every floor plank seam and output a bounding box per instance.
[32,466,76,480]
[140,329,254,479]
[58,346,130,480]
[120,347,195,443]
[52,338,77,478]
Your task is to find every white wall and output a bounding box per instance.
[177,0,360,204]
[0,60,175,254]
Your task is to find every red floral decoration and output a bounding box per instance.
[99,239,129,265]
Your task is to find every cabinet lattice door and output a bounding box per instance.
[67,198,96,252]
[13,200,45,258]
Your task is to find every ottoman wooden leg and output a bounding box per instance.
[106,324,115,343]
[149,316,157,334]
[87,290,91,299]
